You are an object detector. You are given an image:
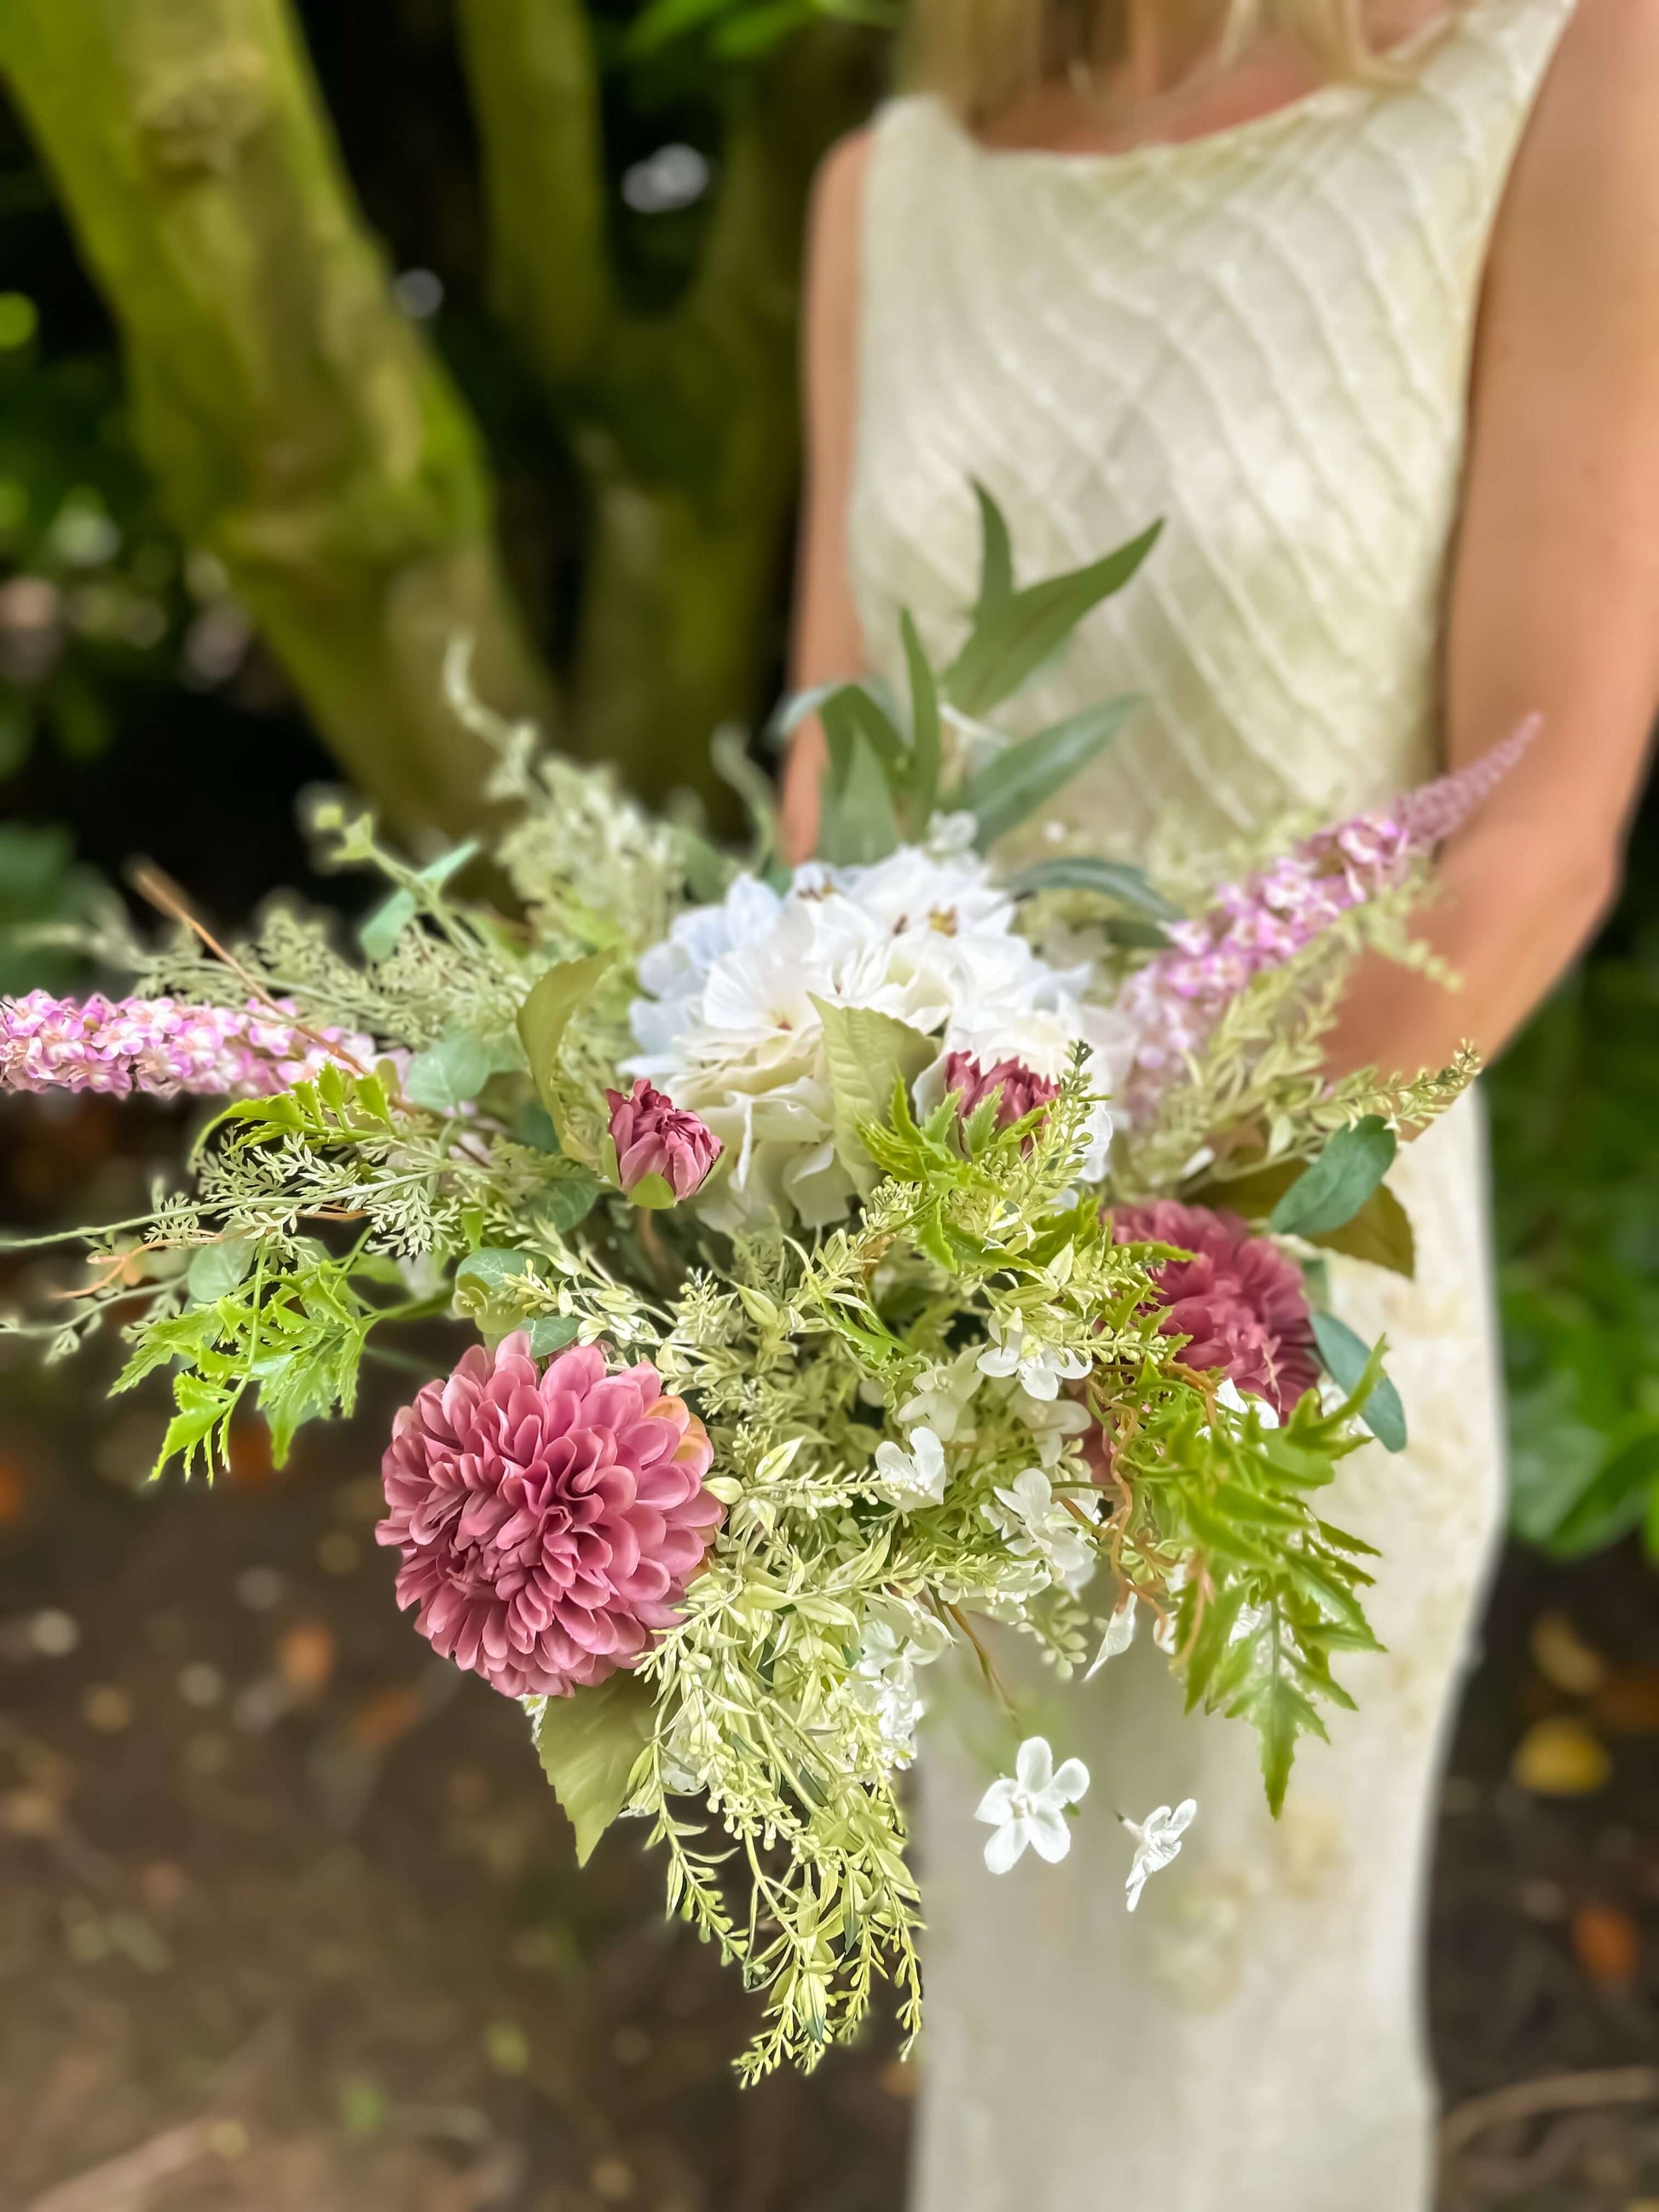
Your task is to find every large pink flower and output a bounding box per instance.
[377,1334,723,1699]
[1111,1199,1320,1418]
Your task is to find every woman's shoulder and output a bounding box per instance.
[1500,0,1659,240]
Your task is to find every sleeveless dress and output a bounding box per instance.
[846,3,1576,2206]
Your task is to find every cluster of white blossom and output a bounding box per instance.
[627,836,1132,1230]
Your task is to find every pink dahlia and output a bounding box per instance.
[377,1333,723,1699]
[604,1077,722,1203]
[1111,1198,1320,1418]
[942,1050,1058,1133]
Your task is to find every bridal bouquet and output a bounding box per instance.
[1,495,1511,2076]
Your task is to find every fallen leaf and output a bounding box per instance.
[1529,1611,1607,1697]
[1512,1717,1612,1797]
[1570,1901,1641,1994]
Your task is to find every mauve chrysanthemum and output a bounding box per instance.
[377,1333,723,1699]
[1111,1199,1320,1418]
[604,1077,723,1202]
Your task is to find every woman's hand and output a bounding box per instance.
[1328,0,1659,1083]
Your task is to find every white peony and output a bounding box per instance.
[627,848,1132,1230]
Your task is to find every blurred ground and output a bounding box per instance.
[1,1095,1656,2212]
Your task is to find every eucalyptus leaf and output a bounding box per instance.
[419,840,481,888]
[535,1669,655,1865]
[357,889,416,962]
[958,697,1139,850]
[812,996,934,1193]
[453,1245,534,1318]
[1270,1118,1398,1239]
[943,520,1161,717]
[516,951,617,1121]
[1311,1311,1408,1453]
[528,1313,584,1358]
[187,1230,257,1305]
[1009,852,1182,921]
[405,1030,521,1114]
[1188,1158,1416,1279]
[534,1172,605,1236]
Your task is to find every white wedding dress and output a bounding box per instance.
[846,2,1576,2204]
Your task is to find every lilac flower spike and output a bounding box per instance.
[1117,716,1540,1111]
[0,992,374,1100]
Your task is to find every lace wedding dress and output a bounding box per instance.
[847,2,1575,2203]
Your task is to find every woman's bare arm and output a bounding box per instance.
[779,129,872,865]
[1326,0,1659,1081]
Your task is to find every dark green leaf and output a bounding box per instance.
[971,480,1014,618]
[1269,1117,1398,1239]
[517,952,616,1122]
[899,609,940,830]
[958,698,1139,850]
[535,1670,655,1865]
[1311,1310,1408,1453]
[1008,852,1182,921]
[942,520,1161,716]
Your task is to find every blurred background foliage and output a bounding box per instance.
[0,0,1653,1560]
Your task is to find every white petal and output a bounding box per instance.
[983,1818,1028,1874]
[1168,1797,1199,1838]
[977,1343,1020,1379]
[1086,1595,1139,1678]
[975,1778,1016,1825]
[1019,1361,1061,1401]
[1026,1806,1073,1863]
[1124,1867,1147,1912]
[1014,1736,1054,1793]
[1049,1758,1090,1806]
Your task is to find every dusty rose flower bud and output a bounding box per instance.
[604,1077,722,1204]
[1110,1198,1320,1419]
[377,1334,723,1699]
[942,1050,1059,1132]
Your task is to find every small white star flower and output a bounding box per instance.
[1008,1383,1093,1467]
[986,1467,1098,1592]
[898,1347,984,1441]
[1121,1798,1198,1910]
[977,1317,1091,1401]
[1216,1377,1280,1429]
[1085,1593,1139,1679]
[872,1426,948,1509]
[976,1736,1090,1873]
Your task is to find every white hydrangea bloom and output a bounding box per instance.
[975,1736,1090,1873]
[627,849,1130,1230]
[1122,1798,1198,1910]
[872,1425,948,1509]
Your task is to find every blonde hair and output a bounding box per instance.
[907,0,1412,124]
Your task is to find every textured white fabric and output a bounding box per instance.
[845,3,1575,2206]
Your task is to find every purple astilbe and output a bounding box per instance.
[941,1050,1059,1132]
[604,1077,723,1202]
[0,991,375,1100]
[1117,718,1540,1111]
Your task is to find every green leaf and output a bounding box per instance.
[624,0,730,55]
[811,996,935,1193]
[1269,1117,1398,1239]
[516,951,617,1122]
[156,1370,237,1480]
[1008,852,1182,921]
[533,1172,605,1236]
[817,731,900,866]
[527,1314,583,1358]
[535,1670,655,1866]
[1311,1311,1408,1453]
[404,1030,520,1115]
[821,684,907,785]
[1191,1160,1416,1279]
[187,1230,257,1305]
[357,889,416,961]
[453,1247,535,1308]
[971,480,1014,619]
[957,698,1139,850]
[710,725,777,869]
[1548,1428,1659,1556]
[899,609,940,830]
[942,520,1161,716]
[418,840,481,890]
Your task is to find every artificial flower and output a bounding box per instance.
[976,1736,1090,1872]
[1122,1798,1198,1910]
[872,1425,949,1509]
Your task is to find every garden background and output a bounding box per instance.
[0,4,1655,2207]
